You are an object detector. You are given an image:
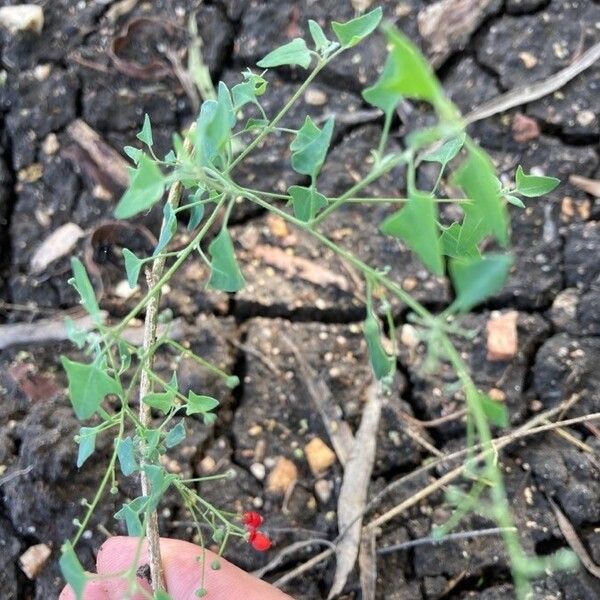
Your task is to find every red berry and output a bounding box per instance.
[242,511,263,530]
[248,530,272,552]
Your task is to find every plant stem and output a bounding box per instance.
[137,131,196,593]
[108,195,225,340]
[227,49,342,172]
[235,186,435,324]
[309,149,411,226]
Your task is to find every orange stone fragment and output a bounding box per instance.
[486,311,518,362]
[266,456,298,494]
[304,437,337,476]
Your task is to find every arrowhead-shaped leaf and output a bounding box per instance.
[363,23,452,120]
[60,542,87,600]
[114,154,165,219]
[453,142,508,247]
[69,257,101,322]
[363,313,394,380]
[123,248,143,288]
[515,165,560,197]
[332,7,382,48]
[76,427,97,468]
[290,116,334,178]
[257,38,311,69]
[288,185,328,222]
[186,391,220,416]
[207,228,245,292]
[449,254,512,312]
[61,357,121,420]
[380,191,444,275]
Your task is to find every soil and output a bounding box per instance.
[0,1,599,599]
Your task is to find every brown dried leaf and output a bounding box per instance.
[30,222,85,275]
[109,17,177,80]
[328,382,383,599]
[548,497,600,579]
[569,175,600,198]
[65,119,129,190]
[418,0,497,67]
[358,529,377,600]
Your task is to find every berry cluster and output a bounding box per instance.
[242,511,272,551]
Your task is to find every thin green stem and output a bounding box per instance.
[309,149,412,226]
[72,406,126,547]
[107,196,226,340]
[227,50,342,172]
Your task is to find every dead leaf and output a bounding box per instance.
[418,0,497,67]
[8,362,62,402]
[548,496,600,579]
[109,17,177,80]
[65,120,129,190]
[358,529,377,600]
[569,175,600,198]
[29,222,85,275]
[253,244,349,291]
[328,382,384,599]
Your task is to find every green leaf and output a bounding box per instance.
[143,391,175,413]
[64,316,88,349]
[421,134,466,166]
[362,24,450,119]
[114,155,165,219]
[143,465,173,510]
[232,72,267,109]
[114,497,148,536]
[332,7,382,48]
[196,82,235,167]
[453,141,508,247]
[479,393,509,427]
[76,427,97,468]
[123,248,143,289]
[308,19,329,51]
[187,203,205,230]
[60,542,87,600]
[207,228,245,292]
[117,437,138,476]
[154,591,173,600]
[61,357,121,420]
[505,194,525,209]
[186,391,220,416]
[363,313,394,380]
[290,116,334,178]
[288,185,328,222]
[165,421,186,448]
[449,254,513,312]
[153,202,177,256]
[123,145,142,164]
[380,191,444,275]
[136,113,153,147]
[515,165,560,197]
[203,412,217,426]
[439,221,480,260]
[257,38,311,69]
[69,257,101,322]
